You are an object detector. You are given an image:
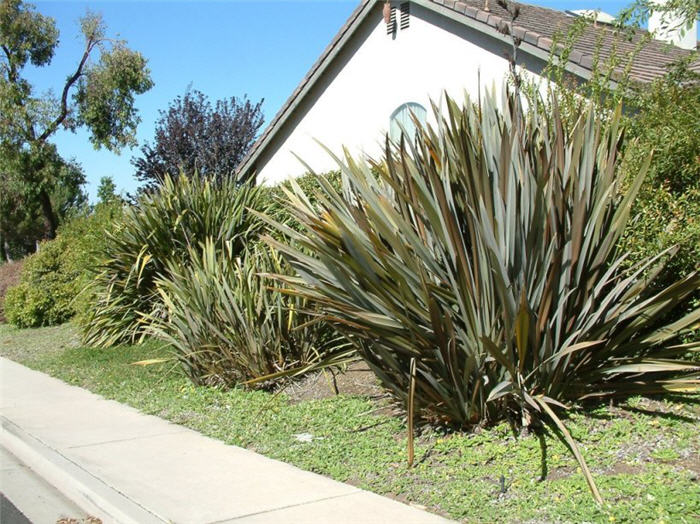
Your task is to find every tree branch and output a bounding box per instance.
[1,45,15,79]
[36,37,97,144]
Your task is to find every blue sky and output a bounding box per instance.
[26,0,690,200]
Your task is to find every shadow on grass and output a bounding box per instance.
[538,431,548,481]
[621,405,699,424]
[580,395,700,425]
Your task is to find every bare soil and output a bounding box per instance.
[0,260,23,323]
[280,361,388,403]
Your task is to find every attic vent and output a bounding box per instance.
[400,2,410,30]
[386,5,396,35]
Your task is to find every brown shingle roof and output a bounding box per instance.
[435,0,699,83]
[239,0,699,177]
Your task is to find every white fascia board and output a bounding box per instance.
[238,0,379,179]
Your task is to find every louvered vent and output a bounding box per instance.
[400,2,410,30]
[387,5,396,35]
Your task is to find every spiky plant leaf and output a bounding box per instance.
[264,86,700,501]
[81,174,267,347]
[147,239,352,387]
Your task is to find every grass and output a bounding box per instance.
[1,323,699,523]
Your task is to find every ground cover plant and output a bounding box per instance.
[1,323,698,523]
[266,88,700,502]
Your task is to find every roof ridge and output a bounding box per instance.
[430,0,698,80]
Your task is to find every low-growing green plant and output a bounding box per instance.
[4,202,122,328]
[80,174,268,347]
[267,88,700,502]
[148,239,350,387]
[3,322,700,523]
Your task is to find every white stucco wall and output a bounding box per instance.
[648,0,698,50]
[255,3,547,185]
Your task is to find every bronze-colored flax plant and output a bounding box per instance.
[82,174,267,347]
[265,88,700,502]
[148,239,351,387]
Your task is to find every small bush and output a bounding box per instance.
[80,174,268,347]
[621,69,700,196]
[0,260,23,322]
[616,76,700,334]
[149,240,349,387]
[619,185,700,288]
[5,238,76,327]
[4,203,122,328]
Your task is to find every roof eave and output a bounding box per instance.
[412,0,596,80]
[238,0,378,180]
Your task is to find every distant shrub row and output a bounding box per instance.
[4,203,122,328]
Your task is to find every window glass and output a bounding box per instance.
[389,102,427,142]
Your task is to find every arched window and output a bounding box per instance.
[389,102,427,142]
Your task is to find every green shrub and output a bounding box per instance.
[619,185,700,287]
[5,237,75,327]
[80,174,268,347]
[617,76,700,313]
[148,239,349,387]
[622,68,700,196]
[270,89,700,502]
[260,170,342,234]
[614,75,700,344]
[4,202,122,328]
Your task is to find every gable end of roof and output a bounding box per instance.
[239,0,699,179]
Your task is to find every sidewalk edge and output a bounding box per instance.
[1,416,166,524]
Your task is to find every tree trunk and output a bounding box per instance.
[0,233,11,263]
[38,188,58,240]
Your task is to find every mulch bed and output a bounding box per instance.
[280,360,389,403]
[0,260,23,323]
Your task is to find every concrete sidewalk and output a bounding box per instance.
[0,358,451,524]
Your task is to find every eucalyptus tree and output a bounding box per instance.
[0,0,153,238]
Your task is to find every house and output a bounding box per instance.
[238,0,699,185]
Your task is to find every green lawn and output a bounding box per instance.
[1,323,699,523]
